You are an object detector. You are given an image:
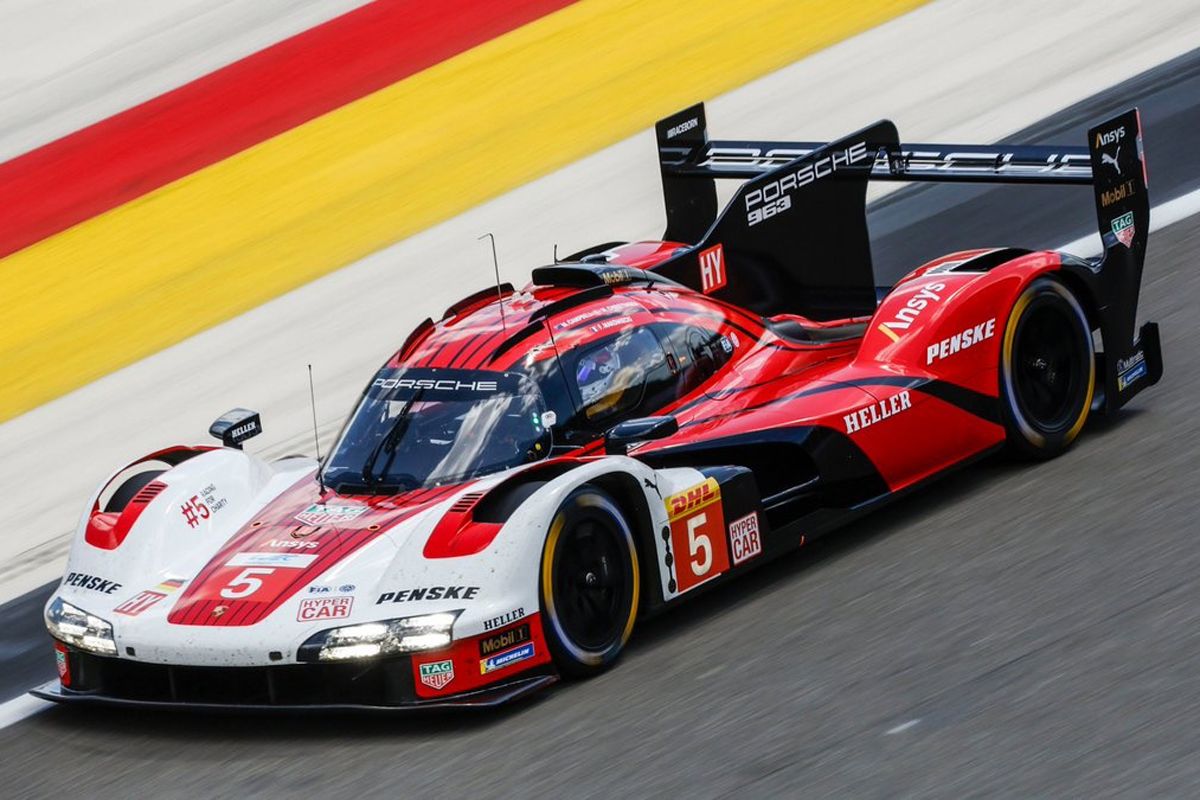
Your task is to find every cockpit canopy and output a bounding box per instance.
[322,368,552,493]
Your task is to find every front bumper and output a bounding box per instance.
[31,649,556,712]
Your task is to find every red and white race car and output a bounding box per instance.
[38,102,1160,710]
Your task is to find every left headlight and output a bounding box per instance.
[297,611,461,662]
[45,597,117,656]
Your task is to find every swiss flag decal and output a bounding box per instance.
[698,244,726,294]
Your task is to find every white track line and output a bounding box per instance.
[1057,187,1200,255]
[0,0,372,162]
[0,693,50,732]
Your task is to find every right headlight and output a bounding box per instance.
[297,611,461,662]
[45,597,117,656]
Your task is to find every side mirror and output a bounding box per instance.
[209,408,263,450]
[604,415,678,455]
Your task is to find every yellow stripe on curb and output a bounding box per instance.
[0,0,926,423]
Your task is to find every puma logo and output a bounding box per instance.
[1102,147,1121,175]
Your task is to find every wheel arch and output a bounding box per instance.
[588,471,660,613]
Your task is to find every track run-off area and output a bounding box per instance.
[2,1,1200,796]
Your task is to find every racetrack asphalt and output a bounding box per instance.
[1,50,1199,799]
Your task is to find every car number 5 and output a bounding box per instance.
[688,513,712,576]
[220,567,274,599]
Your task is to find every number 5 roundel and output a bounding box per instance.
[665,478,728,593]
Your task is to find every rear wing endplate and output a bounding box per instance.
[648,103,1157,411]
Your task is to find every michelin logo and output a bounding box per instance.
[1117,350,1147,392]
[480,642,535,674]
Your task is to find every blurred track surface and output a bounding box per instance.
[0,0,372,160]
[1,48,1199,799]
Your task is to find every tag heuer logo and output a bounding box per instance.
[418,659,454,690]
[1111,211,1135,248]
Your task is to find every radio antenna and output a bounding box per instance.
[543,320,580,422]
[553,243,559,263]
[307,364,326,494]
[478,232,507,335]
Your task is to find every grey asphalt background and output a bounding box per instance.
[1,50,1198,800]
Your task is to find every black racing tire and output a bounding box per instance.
[539,485,640,678]
[999,278,1095,459]
[102,470,165,513]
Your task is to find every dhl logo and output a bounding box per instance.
[665,478,721,520]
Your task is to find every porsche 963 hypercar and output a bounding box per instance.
[37,102,1161,710]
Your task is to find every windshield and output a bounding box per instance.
[322,368,552,493]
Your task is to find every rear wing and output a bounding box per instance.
[649,103,1157,411]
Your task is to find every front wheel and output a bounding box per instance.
[999,278,1095,458]
[540,486,640,678]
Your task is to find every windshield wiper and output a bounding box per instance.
[360,389,424,490]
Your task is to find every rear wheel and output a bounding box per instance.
[999,278,1095,458]
[540,486,640,678]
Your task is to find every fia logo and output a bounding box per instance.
[698,244,727,294]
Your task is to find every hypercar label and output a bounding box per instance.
[479,623,531,657]
[114,591,166,617]
[926,319,996,364]
[418,659,455,690]
[113,578,184,617]
[665,478,729,593]
[480,642,535,674]
[296,596,353,622]
[63,572,122,594]
[878,282,945,337]
[376,586,480,603]
[1111,211,1135,248]
[728,512,761,566]
[698,243,727,294]
[295,503,368,526]
[844,391,912,434]
[483,607,524,631]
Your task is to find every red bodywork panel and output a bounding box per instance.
[393,243,1064,501]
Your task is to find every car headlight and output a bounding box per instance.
[45,597,117,656]
[297,611,461,662]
